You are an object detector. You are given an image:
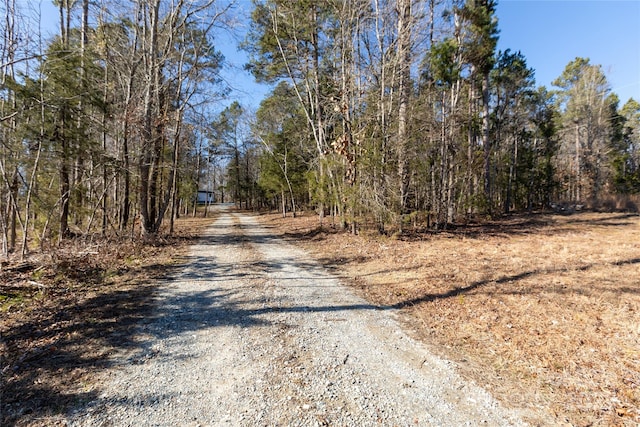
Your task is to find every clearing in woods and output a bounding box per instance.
[264,210,640,426]
[64,209,523,426]
[1,207,638,425]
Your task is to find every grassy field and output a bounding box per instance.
[263,211,640,426]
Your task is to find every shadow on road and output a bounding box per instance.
[4,211,638,426]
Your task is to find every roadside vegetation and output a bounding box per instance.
[264,210,640,426]
[0,216,215,426]
[3,0,640,425]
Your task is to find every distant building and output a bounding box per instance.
[197,190,215,205]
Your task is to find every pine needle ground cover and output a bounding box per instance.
[265,211,640,426]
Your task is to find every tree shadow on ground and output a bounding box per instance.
[0,234,201,426]
[0,225,372,426]
[360,256,640,308]
[2,214,638,425]
[1,281,159,426]
[280,212,639,242]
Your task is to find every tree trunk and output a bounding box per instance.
[102,59,108,235]
[396,0,411,216]
[482,72,491,214]
[281,189,286,218]
[59,135,71,241]
[139,0,161,236]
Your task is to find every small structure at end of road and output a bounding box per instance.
[197,190,215,205]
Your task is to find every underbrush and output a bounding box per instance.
[0,216,214,426]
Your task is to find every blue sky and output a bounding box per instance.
[496,0,640,105]
[213,8,271,112]
[29,0,640,107]
[232,0,640,108]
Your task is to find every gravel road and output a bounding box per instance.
[68,208,525,426]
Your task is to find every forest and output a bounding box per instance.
[2,0,640,256]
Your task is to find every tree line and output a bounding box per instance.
[1,0,232,257]
[242,0,640,232]
[2,0,639,258]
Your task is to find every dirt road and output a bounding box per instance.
[68,208,524,426]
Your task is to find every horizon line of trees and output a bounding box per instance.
[231,0,640,232]
[2,0,640,259]
[1,0,236,258]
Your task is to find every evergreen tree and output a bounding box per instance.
[553,57,613,203]
[459,0,499,213]
[613,98,640,193]
[255,82,311,217]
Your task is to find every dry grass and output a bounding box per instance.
[0,215,216,426]
[262,210,640,426]
[2,209,637,426]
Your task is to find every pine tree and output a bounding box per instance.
[554,58,613,204]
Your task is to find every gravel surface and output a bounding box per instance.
[68,208,525,426]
